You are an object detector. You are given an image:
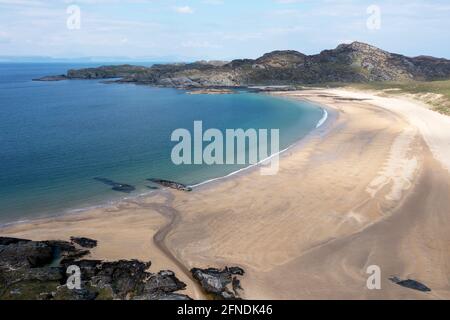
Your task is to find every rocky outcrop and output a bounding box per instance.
[191,267,245,300]
[0,237,191,300]
[39,42,450,87]
[33,75,68,81]
[390,277,431,293]
[58,259,191,300]
[70,237,98,249]
[148,179,192,192]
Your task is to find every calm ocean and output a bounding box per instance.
[0,63,324,224]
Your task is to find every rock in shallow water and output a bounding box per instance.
[94,177,136,193]
[148,179,192,192]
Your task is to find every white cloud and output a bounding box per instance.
[173,6,194,14]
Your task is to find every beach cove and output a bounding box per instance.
[3,87,450,299]
[0,63,324,224]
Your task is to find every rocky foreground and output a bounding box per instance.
[0,236,245,300]
[35,42,450,88]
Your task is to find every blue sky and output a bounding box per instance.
[0,0,450,60]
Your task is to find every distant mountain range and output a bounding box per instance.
[37,42,450,87]
[0,56,185,64]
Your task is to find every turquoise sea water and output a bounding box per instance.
[0,63,324,224]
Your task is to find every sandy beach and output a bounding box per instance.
[2,88,450,300]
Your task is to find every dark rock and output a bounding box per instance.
[0,265,64,300]
[0,237,92,299]
[52,285,99,301]
[191,266,245,300]
[0,237,192,300]
[0,240,54,268]
[94,177,136,193]
[0,237,31,245]
[232,277,243,295]
[44,240,90,262]
[90,260,150,299]
[148,179,192,192]
[390,276,431,292]
[60,259,190,300]
[144,270,187,294]
[137,270,191,300]
[227,266,245,276]
[70,237,98,249]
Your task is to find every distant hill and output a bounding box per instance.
[40,42,450,87]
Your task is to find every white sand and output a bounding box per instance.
[329,89,450,173]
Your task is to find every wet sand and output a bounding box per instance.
[2,89,450,299]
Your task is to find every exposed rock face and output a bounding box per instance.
[148,179,192,192]
[40,42,450,87]
[0,237,191,300]
[191,267,245,300]
[390,277,431,293]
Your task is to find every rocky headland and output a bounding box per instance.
[35,42,450,88]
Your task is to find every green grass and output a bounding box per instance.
[308,80,450,115]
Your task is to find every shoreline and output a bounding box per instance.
[0,95,329,230]
[190,105,331,190]
[2,88,450,299]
